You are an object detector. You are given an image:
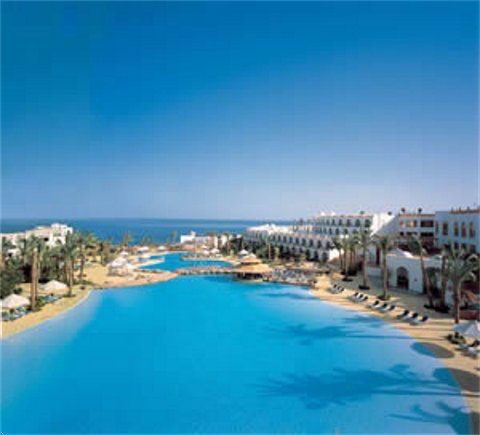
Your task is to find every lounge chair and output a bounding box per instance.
[465,346,479,357]
[348,292,360,301]
[407,312,419,323]
[396,310,410,320]
[411,315,429,325]
[375,302,388,311]
[379,303,391,312]
[367,300,381,309]
[385,305,396,313]
[358,295,369,303]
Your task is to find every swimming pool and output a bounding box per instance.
[143,252,230,271]
[1,257,471,434]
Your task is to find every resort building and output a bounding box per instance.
[396,210,436,249]
[1,223,73,249]
[246,212,397,264]
[435,208,480,254]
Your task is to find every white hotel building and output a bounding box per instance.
[246,212,396,264]
[245,207,479,295]
[1,223,73,250]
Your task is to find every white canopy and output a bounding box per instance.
[137,246,150,253]
[210,248,220,254]
[238,249,249,256]
[119,250,129,257]
[453,321,480,338]
[108,257,128,268]
[41,280,67,291]
[158,245,167,251]
[1,294,30,310]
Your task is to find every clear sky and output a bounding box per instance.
[2,1,478,219]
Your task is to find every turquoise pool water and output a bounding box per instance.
[143,252,230,271]
[1,256,470,434]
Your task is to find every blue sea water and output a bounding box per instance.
[0,218,286,244]
[1,255,470,434]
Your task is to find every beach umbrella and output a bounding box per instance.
[41,280,67,292]
[1,294,30,310]
[453,321,480,338]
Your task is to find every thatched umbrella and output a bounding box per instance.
[234,255,272,280]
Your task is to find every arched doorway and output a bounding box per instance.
[397,267,409,289]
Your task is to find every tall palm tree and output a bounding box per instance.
[408,234,434,307]
[22,236,44,311]
[357,230,373,290]
[375,235,396,300]
[78,232,98,281]
[443,247,478,324]
[342,235,356,281]
[122,232,132,249]
[62,233,80,296]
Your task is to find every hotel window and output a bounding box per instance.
[461,223,466,238]
[442,222,448,236]
[335,229,340,235]
[338,219,343,226]
[420,220,434,228]
[470,223,476,238]
[355,219,361,227]
[346,220,351,227]
[454,223,459,237]
[343,229,348,235]
[331,219,336,226]
[317,241,322,249]
[364,220,371,227]
[329,229,333,235]
[435,222,438,234]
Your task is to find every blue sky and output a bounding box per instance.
[2,1,478,219]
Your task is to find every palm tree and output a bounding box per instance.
[22,236,43,311]
[78,232,98,281]
[121,232,132,249]
[375,235,396,300]
[62,233,80,296]
[357,230,373,290]
[443,247,478,324]
[342,235,356,281]
[408,234,434,307]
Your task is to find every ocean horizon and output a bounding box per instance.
[0,218,292,244]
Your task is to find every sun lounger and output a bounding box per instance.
[465,346,479,357]
[348,292,360,301]
[396,310,410,320]
[407,312,419,323]
[367,300,381,309]
[358,295,369,303]
[411,315,429,325]
[375,302,388,311]
[378,303,391,312]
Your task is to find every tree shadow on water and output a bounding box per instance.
[260,292,320,301]
[265,323,409,346]
[255,364,464,411]
[391,401,477,435]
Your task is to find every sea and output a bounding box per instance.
[0,218,290,244]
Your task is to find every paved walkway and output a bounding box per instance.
[312,272,479,434]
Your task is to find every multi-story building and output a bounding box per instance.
[396,211,436,249]
[1,223,73,249]
[245,212,397,264]
[435,208,480,253]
